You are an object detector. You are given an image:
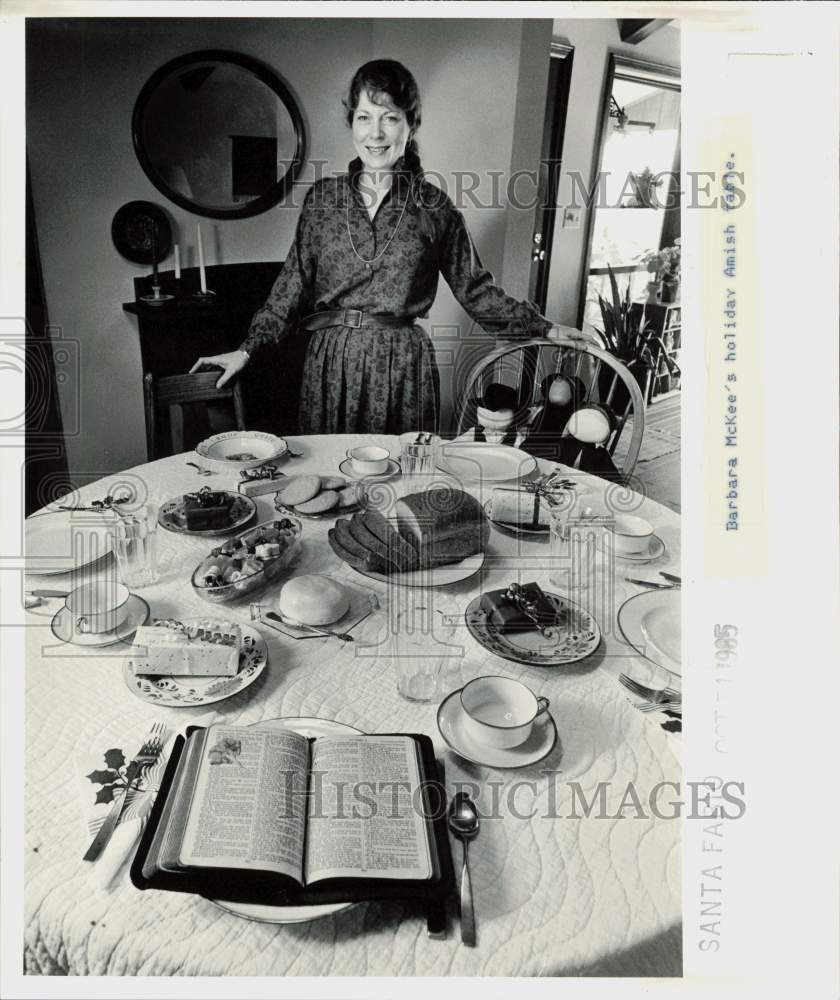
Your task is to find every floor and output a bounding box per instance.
[615,392,681,513]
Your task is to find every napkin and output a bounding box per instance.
[76,713,218,887]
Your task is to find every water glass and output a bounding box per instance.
[399,435,437,483]
[110,505,158,589]
[387,596,458,702]
[549,510,606,594]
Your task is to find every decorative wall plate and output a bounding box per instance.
[111,200,172,265]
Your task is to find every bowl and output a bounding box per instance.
[195,431,288,471]
[190,517,302,604]
[613,514,654,556]
[346,445,390,476]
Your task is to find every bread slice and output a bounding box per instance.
[360,510,420,571]
[329,522,391,575]
[346,514,402,571]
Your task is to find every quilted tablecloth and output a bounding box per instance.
[23,435,681,977]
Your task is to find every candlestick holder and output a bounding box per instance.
[192,289,216,301]
[140,283,175,305]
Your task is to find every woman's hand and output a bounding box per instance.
[189,350,249,389]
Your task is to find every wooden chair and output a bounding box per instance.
[143,371,246,460]
[454,335,646,480]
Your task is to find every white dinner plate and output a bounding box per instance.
[353,551,485,589]
[122,622,268,707]
[196,431,288,471]
[617,589,681,676]
[435,443,537,483]
[25,510,113,576]
[436,689,557,768]
[210,717,362,924]
[51,594,150,648]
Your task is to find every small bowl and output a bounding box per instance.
[613,514,654,556]
[347,445,390,476]
[191,517,302,604]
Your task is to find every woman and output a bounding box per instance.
[191,59,557,434]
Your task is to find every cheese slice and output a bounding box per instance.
[130,620,241,677]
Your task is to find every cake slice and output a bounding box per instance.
[130,620,241,677]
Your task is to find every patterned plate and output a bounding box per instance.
[483,498,549,537]
[158,491,257,536]
[464,591,601,666]
[122,622,267,707]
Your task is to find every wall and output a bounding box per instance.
[27,16,553,479]
[545,20,681,327]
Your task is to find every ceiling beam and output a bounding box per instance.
[618,19,672,45]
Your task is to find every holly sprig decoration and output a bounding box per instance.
[85,746,145,805]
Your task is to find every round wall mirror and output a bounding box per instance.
[132,50,307,220]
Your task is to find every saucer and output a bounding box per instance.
[437,689,557,768]
[338,457,401,482]
[614,533,667,563]
[50,594,150,648]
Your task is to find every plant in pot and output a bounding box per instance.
[593,265,674,409]
[640,239,681,303]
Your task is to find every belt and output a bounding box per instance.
[298,309,416,331]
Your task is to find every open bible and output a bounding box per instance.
[132,724,453,908]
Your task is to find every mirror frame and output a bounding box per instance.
[576,53,681,328]
[132,49,307,220]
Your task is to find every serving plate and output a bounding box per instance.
[435,442,537,484]
[196,431,288,471]
[123,622,268,707]
[210,717,361,923]
[617,588,681,676]
[158,491,257,536]
[483,498,549,537]
[352,551,485,589]
[464,590,601,666]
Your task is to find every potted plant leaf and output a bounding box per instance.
[639,239,681,303]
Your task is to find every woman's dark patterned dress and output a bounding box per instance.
[240,158,552,434]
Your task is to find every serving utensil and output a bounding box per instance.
[624,577,675,590]
[659,571,681,585]
[447,792,479,947]
[248,604,354,642]
[185,461,214,476]
[26,589,69,598]
[83,722,165,862]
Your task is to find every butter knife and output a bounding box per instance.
[625,577,674,589]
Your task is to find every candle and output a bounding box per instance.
[151,225,159,280]
[197,223,207,293]
[174,243,181,280]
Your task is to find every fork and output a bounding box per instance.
[636,699,682,714]
[83,723,165,862]
[619,673,681,704]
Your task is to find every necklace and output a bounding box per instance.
[345,184,409,269]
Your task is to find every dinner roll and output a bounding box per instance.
[277,575,350,625]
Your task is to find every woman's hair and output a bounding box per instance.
[343,60,422,173]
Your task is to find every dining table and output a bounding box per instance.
[22,433,681,978]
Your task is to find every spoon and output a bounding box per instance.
[447,792,479,946]
[185,461,214,476]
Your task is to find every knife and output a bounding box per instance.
[26,589,69,598]
[659,571,682,585]
[625,577,675,589]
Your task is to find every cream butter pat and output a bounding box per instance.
[130,620,241,677]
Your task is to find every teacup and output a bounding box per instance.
[460,676,550,749]
[65,580,131,635]
[347,445,390,476]
[613,514,654,556]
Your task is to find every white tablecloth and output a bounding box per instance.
[24,435,681,977]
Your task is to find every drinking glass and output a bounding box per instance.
[399,434,437,485]
[549,509,607,594]
[387,595,459,702]
[110,504,158,588]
